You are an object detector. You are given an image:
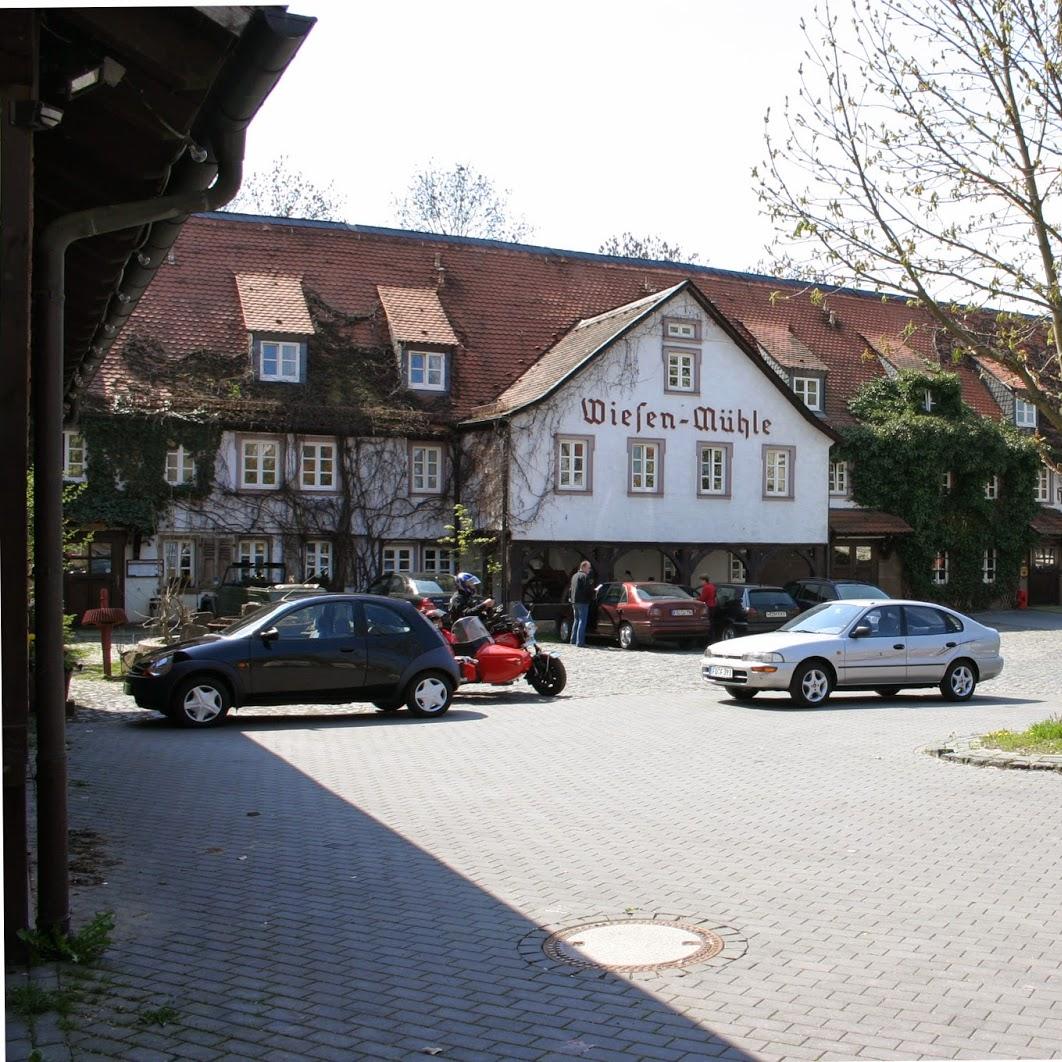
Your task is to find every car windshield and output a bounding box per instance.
[748,590,796,609]
[780,601,864,634]
[836,583,887,599]
[410,579,447,595]
[633,583,694,600]
[218,603,282,637]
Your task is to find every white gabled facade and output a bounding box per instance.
[505,288,832,545]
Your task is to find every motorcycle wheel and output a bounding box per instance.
[528,655,567,696]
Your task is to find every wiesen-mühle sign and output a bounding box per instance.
[580,398,773,438]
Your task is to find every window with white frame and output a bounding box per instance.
[698,443,729,496]
[557,436,591,491]
[408,350,445,390]
[941,470,954,491]
[63,431,86,480]
[792,376,822,411]
[240,438,280,489]
[829,459,848,496]
[763,446,793,498]
[728,553,747,583]
[665,350,697,392]
[410,444,443,494]
[628,440,662,494]
[421,547,455,574]
[238,538,270,576]
[258,340,301,382]
[162,539,194,587]
[300,441,335,490]
[382,545,414,572]
[931,550,949,585]
[164,445,195,486]
[984,474,999,500]
[1035,467,1050,502]
[982,549,997,584]
[663,317,701,341]
[923,389,937,412]
[305,540,332,581]
[1015,398,1037,428]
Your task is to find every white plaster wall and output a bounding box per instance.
[508,292,833,544]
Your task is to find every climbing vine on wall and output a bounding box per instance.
[840,369,1040,609]
[67,414,221,536]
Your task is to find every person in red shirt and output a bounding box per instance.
[697,575,717,608]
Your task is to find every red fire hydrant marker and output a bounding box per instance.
[81,588,128,679]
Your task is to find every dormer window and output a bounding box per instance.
[408,350,446,391]
[257,339,303,383]
[1015,398,1037,428]
[792,375,823,411]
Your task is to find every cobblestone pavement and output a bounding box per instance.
[8,611,1062,1060]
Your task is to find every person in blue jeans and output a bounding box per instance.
[569,560,594,646]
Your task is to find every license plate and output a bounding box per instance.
[672,609,693,616]
[766,611,787,618]
[708,665,733,678]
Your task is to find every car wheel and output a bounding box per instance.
[940,659,977,701]
[405,672,454,717]
[171,675,231,728]
[726,687,758,702]
[373,699,402,713]
[527,655,566,696]
[719,625,736,640]
[557,616,572,643]
[790,660,834,707]
[618,622,637,650]
[873,686,902,698]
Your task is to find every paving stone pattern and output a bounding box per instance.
[8,611,1062,1060]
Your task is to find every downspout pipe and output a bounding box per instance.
[31,8,313,936]
[31,127,246,933]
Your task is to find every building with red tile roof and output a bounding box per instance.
[74,212,1061,617]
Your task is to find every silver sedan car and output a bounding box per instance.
[702,599,1003,706]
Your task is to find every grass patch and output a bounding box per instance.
[137,1005,180,1027]
[7,982,77,1022]
[18,911,115,965]
[979,715,1062,754]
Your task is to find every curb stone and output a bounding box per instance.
[925,734,1062,772]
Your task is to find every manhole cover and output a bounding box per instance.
[542,919,724,972]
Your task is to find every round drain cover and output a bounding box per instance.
[542,919,724,972]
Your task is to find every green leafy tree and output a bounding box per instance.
[759,0,1062,433]
[842,370,1040,607]
[393,162,532,242]
[438,503,499,577]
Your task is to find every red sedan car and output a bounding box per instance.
[559,581,712,649]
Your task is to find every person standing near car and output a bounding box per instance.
[569,560,594,647]
[698,574,717,638]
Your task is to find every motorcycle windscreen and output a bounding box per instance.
[452,615,490,643]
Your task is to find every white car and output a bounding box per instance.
[702,599,1003,707]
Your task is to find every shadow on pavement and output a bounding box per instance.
[735,691,1044,712]
[55,719,754,1059]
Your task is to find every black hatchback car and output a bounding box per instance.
[125,594,461,727]
[783,578,890,612]
[711,584,801,640]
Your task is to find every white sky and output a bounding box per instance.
[243,0,815,272]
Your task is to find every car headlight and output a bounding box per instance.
[742,651,783,663]
[146,655,173,677]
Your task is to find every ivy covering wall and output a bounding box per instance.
[842,369,1040,609]
[66,414,221,535]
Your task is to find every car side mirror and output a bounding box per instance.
[850,624,870,639]
[260,627,279,642]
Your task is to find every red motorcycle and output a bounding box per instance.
[443,602,566,696]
